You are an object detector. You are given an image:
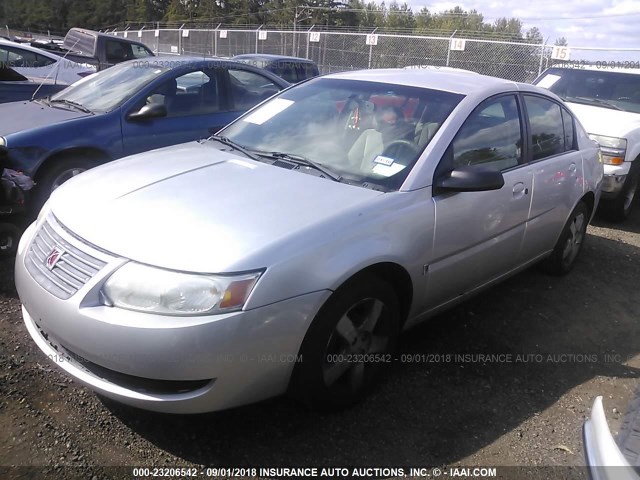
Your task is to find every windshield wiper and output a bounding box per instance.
[207,135,262,162]
[50,99,94,114]
[257,151,342,182]
[563,96,623,111]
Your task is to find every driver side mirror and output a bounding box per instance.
[435,166,505,193]
[127,103,167,121]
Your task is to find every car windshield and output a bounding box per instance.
[50,62,168,113]
[536,68,640,114]
[220,77,464,191]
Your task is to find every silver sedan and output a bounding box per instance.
[15,69,603,413]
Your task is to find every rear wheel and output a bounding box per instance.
[291,275,400,411]
[540,201,589,276]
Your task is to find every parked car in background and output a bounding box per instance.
[534,66,640,221]
[0,56,289,209]
[0,65,67,103]
[0,39,95,85]
[584,391,640,479]
[33,28,155,71]
[15,69,602,414]
[232,54,319,83]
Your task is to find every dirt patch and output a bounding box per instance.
[1,207,639,479]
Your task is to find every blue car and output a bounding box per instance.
[0,56,289,207]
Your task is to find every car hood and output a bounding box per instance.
[0,99,88,136]
[566,102,640,138]
[49,141,383,272]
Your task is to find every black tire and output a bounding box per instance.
[540,201,589,276]
[32,156,97,214]
[599,168,639,223]
[290,274,400,411]
[0,223,20,257]
[618,387,640,468]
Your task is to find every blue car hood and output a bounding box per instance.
[0,100,89,136]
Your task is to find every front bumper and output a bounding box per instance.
[583,396,638,480]
[601,163,632,198]
[16,220,330,413]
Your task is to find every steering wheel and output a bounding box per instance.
[382,139,420,161]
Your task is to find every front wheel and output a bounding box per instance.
[540,201,589,276]
[32,157,97,213]
[290,275,400,411]
[599,170,639,222]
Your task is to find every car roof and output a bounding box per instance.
[118,56,291,86]
[403,65,478,74]
[232,54,316,64]
[147,55,265,65]
[69,28,146,43]
[0,38,61,60]
[324,68,543,96]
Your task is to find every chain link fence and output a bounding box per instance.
[112,27,640,83]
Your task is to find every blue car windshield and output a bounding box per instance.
[51,62,168,113]
[220,77,463,191]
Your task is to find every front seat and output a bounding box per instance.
[414,104,447,148]
[347,129,384,169]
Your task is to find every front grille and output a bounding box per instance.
[25,217,107,299]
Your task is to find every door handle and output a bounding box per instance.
[208,126,223,134]
[513,182,529,196]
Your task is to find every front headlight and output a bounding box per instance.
[589,134,627,165]
[0,136,6,147]
[102,262,262,315]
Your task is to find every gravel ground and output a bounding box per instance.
[1,206,639,480]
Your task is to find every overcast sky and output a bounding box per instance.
[405,0,640,59]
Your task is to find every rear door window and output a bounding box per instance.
[524,95,565,161]
[228,69,281,110]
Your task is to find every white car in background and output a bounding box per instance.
[534,66,640,221]
[0,39,95,86]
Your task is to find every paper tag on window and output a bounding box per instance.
[372,163,405,177]
[373,155,395,166]
[536,74,561,89]
[243,99,294,125]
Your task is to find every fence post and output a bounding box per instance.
[214,23,221,57]
[446,30,457,67]
[178,24,184,54]
[538,42,546,76]
[306,25,314,59]
[255,25,262,54]
[368,27,378,69]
